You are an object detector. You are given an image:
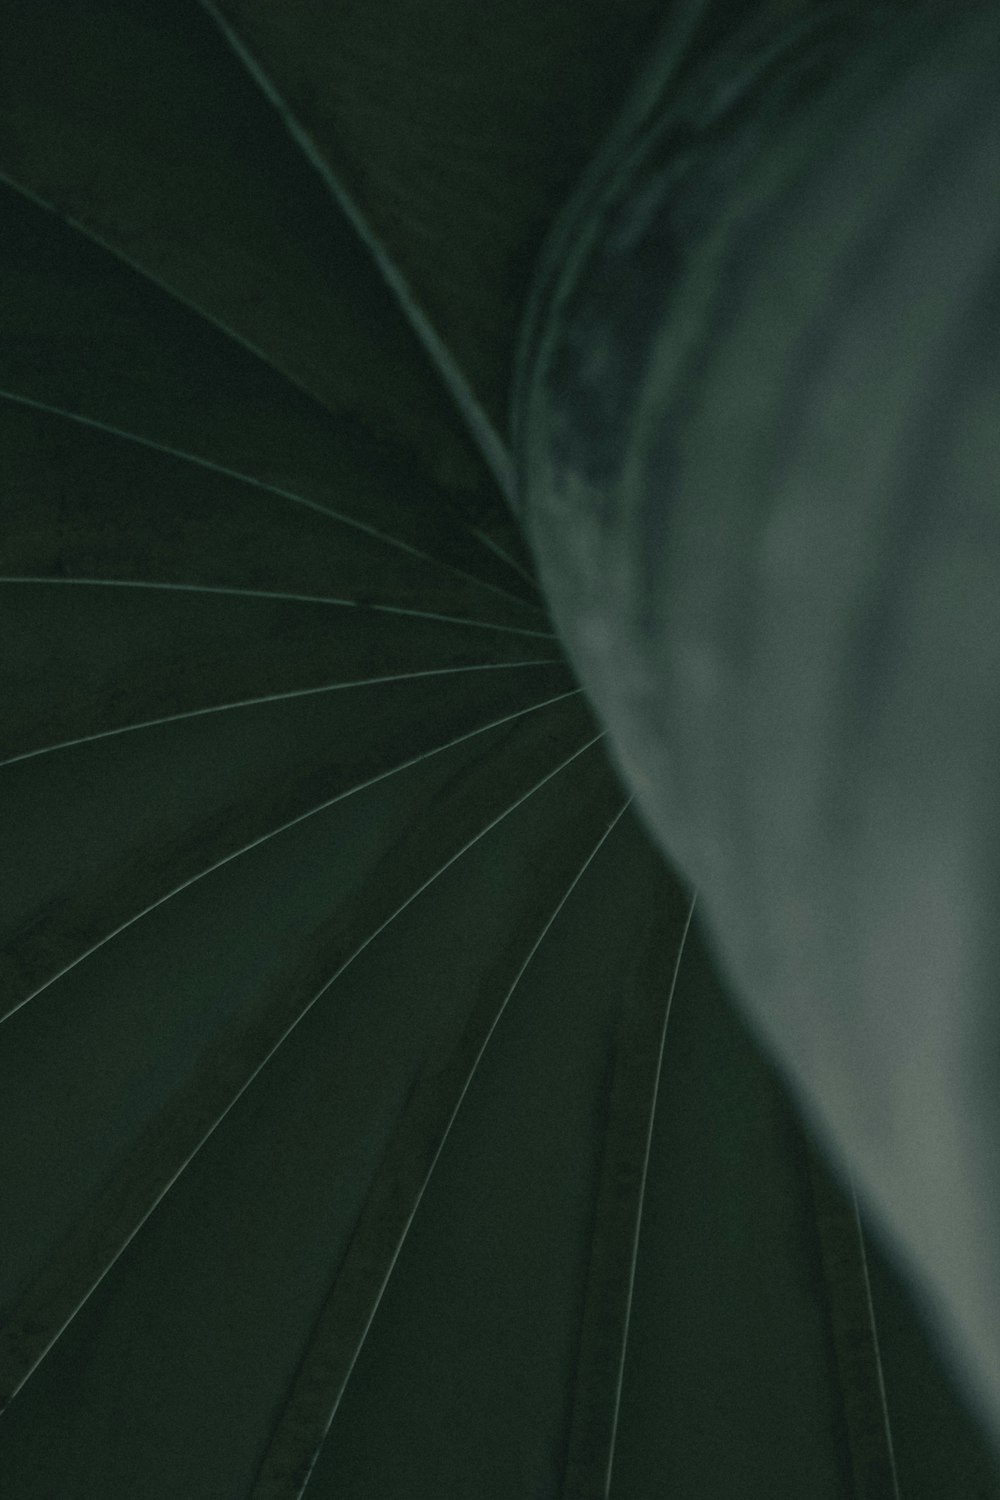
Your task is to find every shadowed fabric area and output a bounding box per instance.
[1,3,998,1497]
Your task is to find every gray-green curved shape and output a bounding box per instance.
[516,0,1000,1456]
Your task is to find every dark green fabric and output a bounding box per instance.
[0,3,998,1497]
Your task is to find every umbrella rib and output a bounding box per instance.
[849,1183,901,1500]
[246,788,629,1500]
[803,1139,902,1500]
[464,525,539,591]
[560,880,698,1500]
[0,389,543,614]
[0,724,608,1419]
[0,575,556,638]
[197,0,517,514]
[0,660,568,771]
[0,682,582,1020]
